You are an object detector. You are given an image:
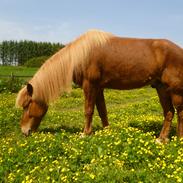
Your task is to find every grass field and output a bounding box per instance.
[0,66,38,93]
[1,84,183,182]
[0,65,182,183]
[0,66,38,76]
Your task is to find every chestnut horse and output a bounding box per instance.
[16,30,183,142]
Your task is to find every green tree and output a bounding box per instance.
[0,40,64,66]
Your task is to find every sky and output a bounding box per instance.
[0,0,183,46]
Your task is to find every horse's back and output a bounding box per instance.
[75,35,183,91]
[96,37,164,89]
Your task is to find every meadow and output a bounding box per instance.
[0,66,38,76]
[0,83,183,182]
[0,66,38,93]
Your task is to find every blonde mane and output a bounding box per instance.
[16,30,113,106]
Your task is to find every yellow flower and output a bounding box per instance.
[52,160,59,165]
[115,160,124,167]
[61,168,66,172]
[91,158,96,163]
[176,176,182,183]
[8,173,15,181]
[8,147,13,154]
[0,157,3,164]
[61,176,67,182]
[20,143,27,147]
[49,168,53,172]
[25,175,30,181]
[89,174,95,179]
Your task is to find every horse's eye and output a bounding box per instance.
[23,107,28,112]
[23,104,30,111]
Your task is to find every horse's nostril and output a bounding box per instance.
[28,129,32,136]
[22,129,32,136]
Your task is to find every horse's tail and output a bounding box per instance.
[16,30,113,106]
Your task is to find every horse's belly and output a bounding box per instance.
[101,74,154,89]
[103,80,148,90]
[100,61,158,90]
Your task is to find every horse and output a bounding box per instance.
[16,29,183,143]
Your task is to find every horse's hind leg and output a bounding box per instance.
[176,106,183,138]
[171,94,183,138]
[83,80,98,135]
[96,89,109,128]
[156,87,175,142]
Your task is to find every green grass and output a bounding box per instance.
[0,66,38,76]
[0,87,182,183]
[0,66,38,93]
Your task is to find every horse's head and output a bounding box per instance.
[16,84,48,136]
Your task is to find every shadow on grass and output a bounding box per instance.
[40,125,82,134]
[39,124,103,135]
[129,120,177,137]
[40,120,177,138]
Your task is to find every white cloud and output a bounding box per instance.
[0,20,28,41]
[0,19,78,43]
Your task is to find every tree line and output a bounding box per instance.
[0,40,64,66]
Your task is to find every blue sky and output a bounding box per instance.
[0,0,183,46]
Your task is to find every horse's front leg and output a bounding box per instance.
[83,80,98,135]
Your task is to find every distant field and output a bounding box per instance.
[0,66,38,76]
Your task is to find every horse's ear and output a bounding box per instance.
[27,83,33,97]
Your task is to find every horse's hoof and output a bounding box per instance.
[104,126,110,129]
[79,133,86,138]
[155,138,169,144]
